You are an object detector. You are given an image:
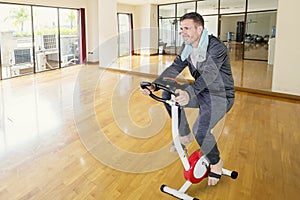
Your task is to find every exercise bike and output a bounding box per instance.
[140,81,238,200]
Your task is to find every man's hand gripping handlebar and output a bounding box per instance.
[140,81,190,106]
[140,81,179,105]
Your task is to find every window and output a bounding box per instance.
[0,3,82,79]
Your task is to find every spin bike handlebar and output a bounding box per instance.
[140,81,179,105]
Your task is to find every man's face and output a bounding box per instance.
[180,19,203,48]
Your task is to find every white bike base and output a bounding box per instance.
[160,168,238,200]
[161,181,199,200]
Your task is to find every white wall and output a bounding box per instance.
[272,0,300,95]
[150,4,159,53]
[98,0,117,67]
[86,0,99,62]
[136,4,151,54]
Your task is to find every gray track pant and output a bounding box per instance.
[162,90,234,165]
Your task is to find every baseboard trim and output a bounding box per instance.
[234,86,300,101]
[87,61,99,64]
[133,53,159,56]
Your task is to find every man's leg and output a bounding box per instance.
[193,101,221,165]
[193,94,228,185]
[208,95,233,185]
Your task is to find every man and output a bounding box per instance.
[140,12,235,186]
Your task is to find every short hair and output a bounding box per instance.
[180,12,204,27]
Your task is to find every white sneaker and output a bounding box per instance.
[179,133,194,144]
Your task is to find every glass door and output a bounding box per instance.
[0,4,33,79]
[59,8,80,67]
[32,6,59,72]
[159,18,176,55]
[244,11,277,60]
[243,0,278,61]
[197,0,218,38]
[158,4,176,55]
[117,13,132,57]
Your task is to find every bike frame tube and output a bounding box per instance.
[169,95,190,171]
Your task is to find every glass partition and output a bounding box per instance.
[197,0,218,15]
[204,15,218,36]
[177,2,196,17]
[243,0,278,61]
[0,4,33,79]
[220,14,245,42]
[159,4,175,18]
[159,18,177,54]
[158,4,176,55]
[220,0,246,14]
[157,0,277,62]
[248,0,278,12]
[159,0,220,55]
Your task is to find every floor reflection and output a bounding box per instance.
[0,67,79,156]
[107,43,272,91]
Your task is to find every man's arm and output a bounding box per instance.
[153,55,187,86]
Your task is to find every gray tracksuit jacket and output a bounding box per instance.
[154,35,235,104]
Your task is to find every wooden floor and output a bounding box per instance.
[0,63,300,200]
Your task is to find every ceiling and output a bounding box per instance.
[117,0,278,11]
[117,0,192,5]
